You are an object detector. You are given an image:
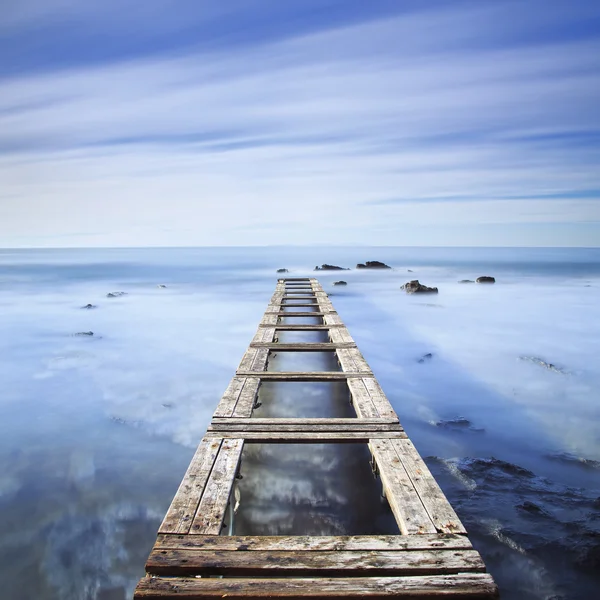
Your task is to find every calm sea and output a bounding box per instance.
[0,247,599,599]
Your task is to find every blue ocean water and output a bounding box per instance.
[0,247,599,599]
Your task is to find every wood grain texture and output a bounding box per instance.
[190,439,244,534]
[249,342,356,350]
[370,439,437,535]
[235,371,375,380]
[135,574,499,598]
[158,438,222,534]
[154,533,474,551]
[391,439,466,535]
[205,431,408,441]
[346,378,380,419]
[146,548,486,576]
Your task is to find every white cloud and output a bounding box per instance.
[1,3,599,246]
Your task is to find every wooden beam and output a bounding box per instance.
[154,533,474,551]
[135,573,499,598]
[235,371,374,380]
[249,342,356,350]
[146,548,486,577]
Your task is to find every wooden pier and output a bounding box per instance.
[134,278,498,598]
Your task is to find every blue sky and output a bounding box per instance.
[1,0,599,247]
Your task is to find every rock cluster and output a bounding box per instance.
[356,261,391,269]
[476,276,495,283]
[314,264,348,271]
[401,280,438,294]
[276,268,288,273]
[333,281,347,286]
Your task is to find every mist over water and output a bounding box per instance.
[0,247,599,599]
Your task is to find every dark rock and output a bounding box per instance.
[314,264,348,271]
[545,452,600,470]
[81,304,96,309]
[276,268,288,273]
[356,261,391,269]
[436,416,485,433]
[476,276,495,283]
[407,269,413,272]
[333,281,347,286]
[401,280,438,294]
[417,352,433,363]
[157,284,167,288]
[517,500,551,517]
[106,291,127,298]
[458,280,475,284]
[75,331,94,336]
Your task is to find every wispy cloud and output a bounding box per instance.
[1,0,599,246]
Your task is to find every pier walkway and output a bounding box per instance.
[134,278,498,598]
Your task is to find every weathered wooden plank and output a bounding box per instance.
[154,533,474,551]
[250,326,276,344]
[259,313,279,326]
[345,347,372,373]
[158,438,222,534]
[190,439,244,534]
[205,431,408,441]
[336,347,358,371]
[237,348,259,372]
[268,324,345,330]
[249,342,356,350]
[369,439,437,535]
[324,313,344,325]
[329,327,356,344]
[146,548,486,576]
[135,573,499,598]
[235,371,373,380]
[213,377,249,418]
[212,418,400,425]
[208,423,403,432]
[346,378,380,419]
[391,439,467,535]
[363,378,398,420]
[231,377,260,418]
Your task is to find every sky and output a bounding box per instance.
[1,0,599,248]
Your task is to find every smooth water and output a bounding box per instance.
[0,246,599,599]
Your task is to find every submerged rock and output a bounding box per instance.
[106,291,127,298]
[407,269,413,273]
[401,280,438,294]
[458,280,475,284]
[81,303,96,309]
[476,276,495,283]
[157,284,167,288]
[546,452,600,470]
[517,500,551,517]
[418,352,433,363]
[519,356,567,374]
[436,416,485,433]
[75,331,94,336]
[314,264,348,271]
[356,261,391,269]
[276,268,288,273]
[333,281,347,286]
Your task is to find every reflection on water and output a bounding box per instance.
[254,382,355,418]
[277,330,329,343]
[281,304,319,312]
[267,351,341,372]
[279,316,323,325]
[231,443,399,536]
